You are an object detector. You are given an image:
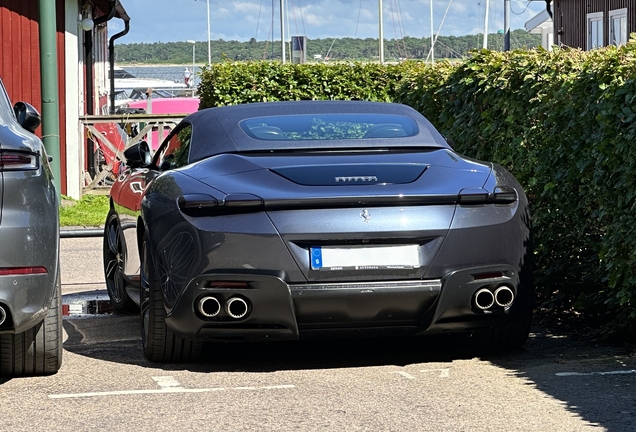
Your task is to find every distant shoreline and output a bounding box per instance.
[117,63,200,68]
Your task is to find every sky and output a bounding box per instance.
[110,0,547,44]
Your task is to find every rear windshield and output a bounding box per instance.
[240,114,419,141]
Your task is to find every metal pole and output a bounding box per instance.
[207,0,212,64]
[483,0,489,49]
[430,0,434,63]
[504,0,511,51]
[379,0,384,64]
[37,0,61,200]
[280,0,286,63]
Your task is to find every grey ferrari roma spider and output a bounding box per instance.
[0,78,62,376]
[104,100,532,363]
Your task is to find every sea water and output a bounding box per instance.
[124,65,202,87]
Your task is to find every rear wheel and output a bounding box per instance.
[0,271,63,376]
[104,210,135,311]
[140,235,201,363]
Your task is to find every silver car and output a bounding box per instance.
[0,78,61,376]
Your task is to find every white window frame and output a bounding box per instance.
[587,12,604,50]
[609,8,628,46]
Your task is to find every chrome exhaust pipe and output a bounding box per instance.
[494,286,515,308]
[225,297,249,319]
[197,296,221,318]
[0,305,6,326]
[474,288,495,310]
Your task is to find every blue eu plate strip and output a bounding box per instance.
[310,247,322,270]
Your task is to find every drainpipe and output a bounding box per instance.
[86,0,117,114]
[86,0,116,177]
[109,20,130,114]
[38,0,61,200]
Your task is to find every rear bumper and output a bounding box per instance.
[0,223,58,334]
[0,274,53,333]
[165,264,520,341]
[0,173,59,333]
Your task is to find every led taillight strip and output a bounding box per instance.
[0,151,38,171]
[0,267,48,276]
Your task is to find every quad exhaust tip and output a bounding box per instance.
[225,297,249,319]
[0,305,6,326]
[474,288,495,310]
[494,286,515,308]
[198,296,222,318]
[473,285,516,311]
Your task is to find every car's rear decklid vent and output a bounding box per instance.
[270,163,427,186]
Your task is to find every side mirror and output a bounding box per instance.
[13,102,42,133]
[123,141,152,168]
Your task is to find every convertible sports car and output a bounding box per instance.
[104,100,532,363]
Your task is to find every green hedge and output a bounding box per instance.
[398,45,636,338]
[197,45,636,339]
[197,61,426,107]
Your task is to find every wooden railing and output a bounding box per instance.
[79,113,188,190]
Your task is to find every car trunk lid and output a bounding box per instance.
[183,150,491,282]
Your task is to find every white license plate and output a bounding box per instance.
[310,245,420,271]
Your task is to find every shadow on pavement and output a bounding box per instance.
[62,313,636,431]
[62,314,477,371]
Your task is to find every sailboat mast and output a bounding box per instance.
[207,0,211,64]
[280,0,286,63]
[430,0,434,63]
[379,0,384,64]
[483,0,489,49]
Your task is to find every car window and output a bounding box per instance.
[240,114,419,141]
[156,123,192,170]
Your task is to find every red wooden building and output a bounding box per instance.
[0,0,129,198]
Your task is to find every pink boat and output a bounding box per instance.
[126,97,200,149]
[126,96,200,115]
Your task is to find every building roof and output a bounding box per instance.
[92,0,130,21]
[525,9,552,33]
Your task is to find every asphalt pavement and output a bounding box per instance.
[60,235,105,294]
[1,235,622,431]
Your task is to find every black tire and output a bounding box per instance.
[0,271,63,376]
[140,235,201,363]
[104,209,136,311]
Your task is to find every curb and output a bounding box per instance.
[60,228,104,238]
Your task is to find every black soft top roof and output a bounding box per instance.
[185,100,450,162]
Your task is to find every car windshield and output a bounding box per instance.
[240,114,419,141]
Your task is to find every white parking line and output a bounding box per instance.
[556,370,636,377]
[390,371,416,380]
[152,376,183,389]
[49,384,296,399]
[390,369,450,380]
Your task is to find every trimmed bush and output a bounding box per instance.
[399,44,636,338]
[197,61,425,107]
